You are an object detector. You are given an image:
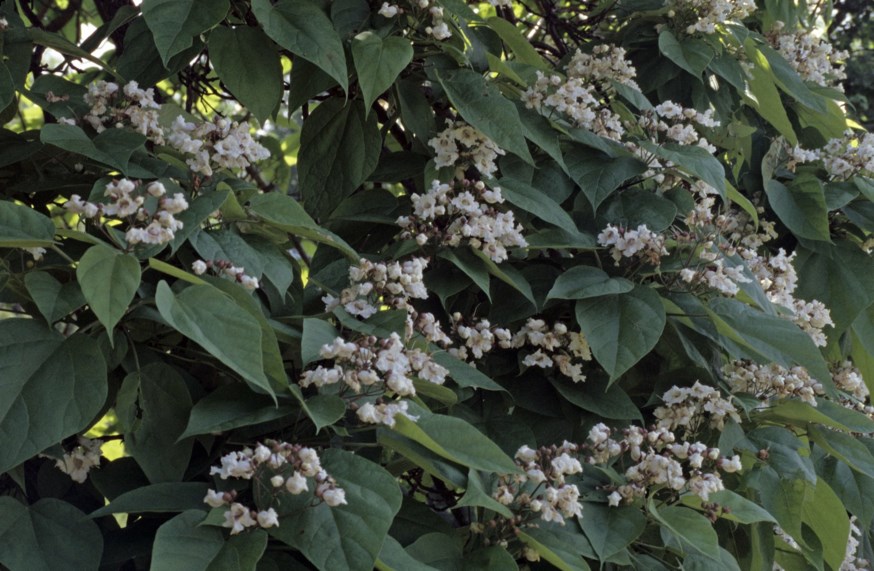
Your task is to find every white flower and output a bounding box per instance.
[192,260,208,275]
[607,491,622,507]
[256,508,280,528]
[378,2,399,17]
[204,489,227,508]
[322,487,347,507]
[285,471,309,494]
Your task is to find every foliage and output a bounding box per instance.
[1,0,874,569]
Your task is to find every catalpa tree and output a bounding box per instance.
[1,0,873,569]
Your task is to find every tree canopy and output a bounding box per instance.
[1,0,874,569]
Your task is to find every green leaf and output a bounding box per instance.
[182,384,295,438]
[351,32,413,115]
[600,188,678,233]
[575,285,666,381]
[378,429,468,488]
[471,249,536,307]
[658,30,714,78]
[438,249,491,300]
[809,425,874,480]
[746,426,816,482]
[28,29,120,80]
[91,482,210,517]
[306,394,347,432]
[431,351,505,392]
[817,456,874,527]
[298,98,381,219]
[498,177,580,234]
[0,497,103,571]
[463,547,518,571]
[649,503,720,560]
[0,321,107,474]
[207,530,268,571]
[209,26,282,123]
[707,297,833,388]
[565,146,647,212]
[190,230,264,279]
[526,228,597,249]
[392,412,520,474]
[269,449,402,571]
[302,318,341,367]
[24,271,85,323]
[404,533,464,570]
[150,510,225,571]
[122,363,194,483]
[376,536,440,571]
[518,526,592,571]
[252,0,348,93]
[764,176,830,242]
[579,503,645,561]
[551,376,643,421]
[40,124,146,173]
[434,69,533,164]
[0,202,55,247]
[247,192,357,260]
[742,40,797,146]
[142,0,229,65]
[485,16,547,68]
[681,489,776,524]
[77,245,141,336]
[801,477,850,571]
[547,265,633,301]
[455,469,513,518]
[155,281,274,398]
[640,142,725,198]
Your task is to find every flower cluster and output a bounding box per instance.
[642,100,720,153]
[83,80,163,143]
[492,442,585,525]
[654,381,741,434]
[205,442,345,535]
[397,179,527,263]
[428,120,505,178]
[791,131,874,180]
[511,318,592,383]
[770,23,848,89]
[774,516,869,571]
[168,115,270,176]
[586,423,741,505]
[191,258,260,290]
[323,257,429,319]
[378,1,451,39]
[665,0,757,35]
[64,179,189,246]
[300,332,448,401]
[48,436,103,483]
[451,316,512,360]
[722,360,824,406]
[597,224,668,266]
[832,361,873,414]
[523,46,638,140]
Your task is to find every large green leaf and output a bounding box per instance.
[351,32,413,115]
[658,30,713,78]
[579,503,645,561]
[454,469,513,518]
[190,229,265,279]
[817,456,874,527]
[742,40,797,145]
[551,376,643,421]
[403,533,464,570]
[302,318,341,367]
[518,526,593,571]
[0,202,55,247]
[209,26,282,123]
[547,265,633,301]
[270,449,402,571]
[121,363,194,483]
[24,271,85,323]
[155,281,273,397]
[181,384,296,438]
[0,498,103,571]
[650,503,720,560]
[393,412,519,474]
[150,510,225,571]
[297,98,381,219]
[801,477,850,571]
[431,351,505,392]
[376,536,440,571]
[0,321,107,473]
[681,489,776,525]
[40,124,146,173]
[640,142,725,198]
[91,482,210,517]
[764,176,830,242]
[142,0,229,65]
[575,285,666,381]
[808,425,874,480]
[248,193,358,260]
[434,69,533,164]
[206,530,268,571]
[252,0,348,92]
[565,146,647,212]
[498,177,580,235]
[77,245,141,336]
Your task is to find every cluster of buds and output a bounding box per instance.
[64,179,189,247]
[46,436,103,483]
[205,441,345,535]
[397,179,527,263]
[597,224,668,266]
[191,258,259,291]
[493,442,585,526]
[585,423,741,505]
[722,360,824,407]
[654,381,741,434]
